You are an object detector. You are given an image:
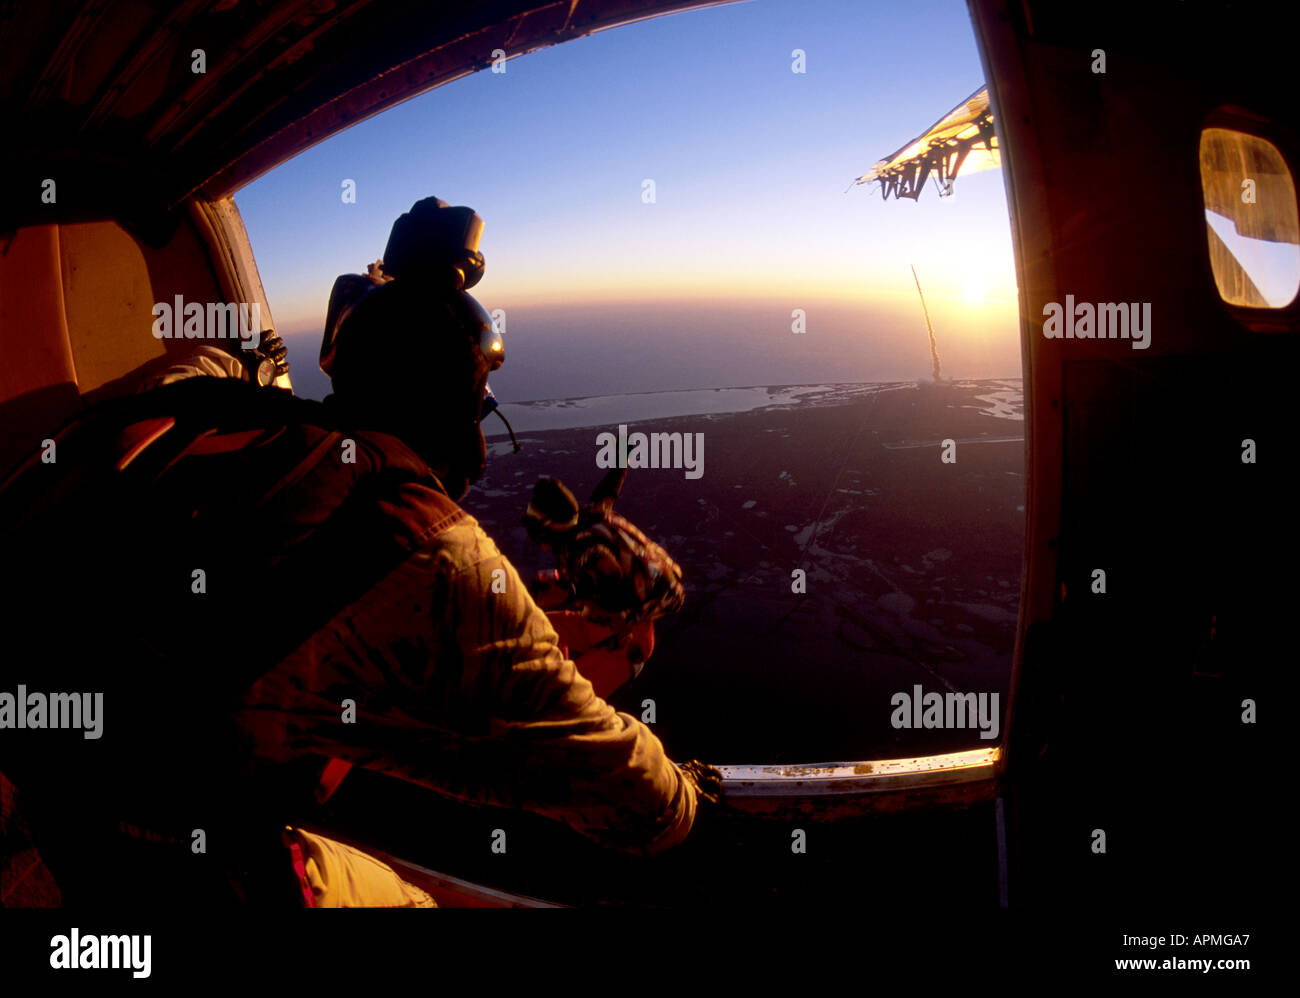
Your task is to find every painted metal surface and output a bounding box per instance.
[1,1,745,212]
[719,747,1000,797]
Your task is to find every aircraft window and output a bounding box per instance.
[1199,127,1300,308]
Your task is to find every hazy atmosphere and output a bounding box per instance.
[236,0,1020,404]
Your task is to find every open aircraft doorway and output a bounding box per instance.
[235,0,1025,777]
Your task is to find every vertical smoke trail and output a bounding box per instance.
[911,263,943,382]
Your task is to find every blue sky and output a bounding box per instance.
[235,0,1020,401]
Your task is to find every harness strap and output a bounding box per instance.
[284,829,318,908]
[314,759,354,804]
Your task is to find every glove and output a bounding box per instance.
[243,331,291,386]
[677,759,724,808]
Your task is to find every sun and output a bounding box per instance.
[961,280,987,304]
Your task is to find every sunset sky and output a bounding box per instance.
[235,0,1020,402]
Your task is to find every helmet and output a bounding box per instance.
[320,196,499,379]
[318,198,505,498]
[383,196,485,291]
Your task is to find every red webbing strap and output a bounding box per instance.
[283,828,317,908]
[181,428,271,457]
[115,417,177,470]
[314,759,353,804]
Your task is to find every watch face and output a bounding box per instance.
[256,359,276,386]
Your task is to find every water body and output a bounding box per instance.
[485,380,1022,438]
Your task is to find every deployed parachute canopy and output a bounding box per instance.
[854,85,999,201]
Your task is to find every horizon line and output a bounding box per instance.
[495,375,1024,407]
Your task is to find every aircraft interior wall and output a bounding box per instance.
[0,214,226,477]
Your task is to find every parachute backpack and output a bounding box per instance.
[0,375,470,905]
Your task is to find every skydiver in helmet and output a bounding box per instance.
[232,196,722,903]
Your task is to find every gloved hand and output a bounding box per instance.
[677,759,725,807]
[243,331,291,386]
